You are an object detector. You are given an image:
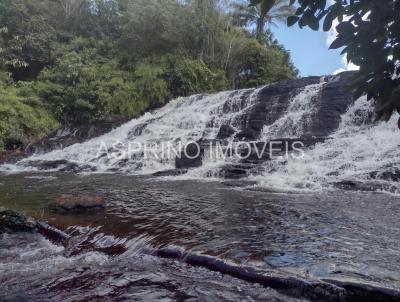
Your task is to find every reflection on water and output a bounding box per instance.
[1,172,400,300]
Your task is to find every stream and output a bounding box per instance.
[1,172,400,301]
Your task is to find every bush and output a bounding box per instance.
[133,61,169,109]
[235,41,298,89]
[0,76,58,150]
[37,49,140,124]
[165,55,228,97]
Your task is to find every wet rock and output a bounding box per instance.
[333,180,398,193]
[0,208,37,234]
[0,149,25,165]
[23,160,95,173]
[333,180,363,191]
[153,169,188,177]
[219,163,257,179]
[30,119,127,154]
[235,128,259,141]
[217,124,236,139]
[51,194,106,213]
[369,168,400,182]
[239,137,327,163]
[175,142,204,169]
[310,72,356,137]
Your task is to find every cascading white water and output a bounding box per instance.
[262,82,325,139]
[2,87,263,174]
[251,96,400,193]
[2,74,400,194]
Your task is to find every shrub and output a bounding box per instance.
[0,76,58,150]
[37,49,140,124]
[165,55,228,97]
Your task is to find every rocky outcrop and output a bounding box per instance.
[23,159,96,173]
[175,141,204,169]
[310,72,355,137]
[0,120,125,165]
[50,193,106,213]
[169,72,355,173]
[153,169,188,177]
[0,208,70,245]
[0,208,37,234]
[217,124,236,139]
[31,120,127,154]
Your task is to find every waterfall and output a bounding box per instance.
[2,87,263,174]
[251,96,400,193]
[262,82,325,139]
[2,72,400,194]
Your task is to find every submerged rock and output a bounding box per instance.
[153,169,188,177]
[0,208,37,234]
[51,193,106,213]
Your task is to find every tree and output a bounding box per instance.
[250,0,400,126]
[233,0,294,42]
[0,0,299,149]
[58,0,85,21]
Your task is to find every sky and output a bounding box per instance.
[272,21,358,77]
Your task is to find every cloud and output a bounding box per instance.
[333,55,359,75]
[325,1,360,74]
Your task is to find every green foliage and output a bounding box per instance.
[165,55,228,97]
[0,74,58,150]
[252,0,400,125]
[38,47,139,123]
[133,61,169,109]
[232,0,295,43]
[0,0,299,149]
[235,41,297,88]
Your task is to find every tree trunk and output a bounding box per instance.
[256,16,264,43]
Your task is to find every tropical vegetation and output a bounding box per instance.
[0,0,298,150]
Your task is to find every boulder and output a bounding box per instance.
[22,160,96,173]
[51,194,106,213]
[0,208,37,234]
[175,142,204,169]
[0,149,25,165]
[153,169,188,177]
[217,124,236,139]
[235,128,258,141]
[219,163,258,179]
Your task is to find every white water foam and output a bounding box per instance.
[262,82,325,139]
[2,77,400,194]
[251,96,400,193]
[1,87,263,174]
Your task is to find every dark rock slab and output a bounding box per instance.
[332,180,398,193]
[155,247,400,302]
[22,160,96,173]
[309,72,356,137]
[0,208,37,234]
[217,124,236,139]
[31,119,127,154]
[153,169,188,177]
[0,208,71,244]
[175,142,204,169]
[219,163,259,179]
[369,168,400,182]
